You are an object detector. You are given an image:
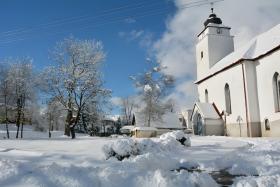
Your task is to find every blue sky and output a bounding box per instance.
[0,0,279,114]
[0,0,176,100]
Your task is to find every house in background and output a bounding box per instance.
[192,9,280,137]
[134,110,187,136]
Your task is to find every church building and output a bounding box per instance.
[191,9,280,137]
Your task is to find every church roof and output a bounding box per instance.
[196,24,280,84]
[191,102,221,120]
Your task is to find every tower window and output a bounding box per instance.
[217,28,222,34]
[201,51,203,59]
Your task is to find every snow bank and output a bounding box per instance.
[0,159,19,182]
[233,175,280,187]
[103,138,139,160]
[103,131,191,161]
[160,130,191,146]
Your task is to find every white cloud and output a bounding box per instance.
[118,30,144,41]
[110,97,122,106]
[124,18,136,24]
[153,0,280,109]
[119,30,154,50]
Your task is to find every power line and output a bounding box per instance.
[0,0,164,37]
[0,0,224,46]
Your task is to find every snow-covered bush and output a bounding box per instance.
[103,131,191,161]
[103,139,139,160]
[160,131,191,147]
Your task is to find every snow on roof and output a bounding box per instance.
[103,115,120,121]
[120,125,135,130]
[133,126,157,131]
[197,24,280,82]
[192,102,221,119]
[135,111,183,128]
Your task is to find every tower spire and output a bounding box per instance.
[210,2,214,13]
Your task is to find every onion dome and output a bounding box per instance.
[204,9,222,27]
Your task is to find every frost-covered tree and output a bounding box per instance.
[0,63,12,139]
[7,58,34,138]
[130,59,175,127]
[40,36,110,138]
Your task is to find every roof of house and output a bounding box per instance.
[133,127,158,131]
[191,102,221,120]
[196,24,280,84]
[120,125,135,130]
[135,111,182,128]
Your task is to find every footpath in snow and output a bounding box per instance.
[0,125,280,187]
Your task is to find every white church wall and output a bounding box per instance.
[208,34,234,68]
[256,51,280,136]
[243,61,262,136]
[197,64,249,136]
[196,36,210,80]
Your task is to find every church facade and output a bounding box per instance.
[191,11,280,137]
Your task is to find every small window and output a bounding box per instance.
[217,28,222,34]
[273,72,280,112]
[265,119,270,131]
[224,83,232,114]
[201,51,203,59]
[205,89,209,103]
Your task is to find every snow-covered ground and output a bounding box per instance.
[0,124,280,187]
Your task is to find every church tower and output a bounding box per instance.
[196,9,234,80]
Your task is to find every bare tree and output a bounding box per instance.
[0,63,12,139]
[7,59,34,138]
[120,96,137,126]
[40,36,110,138]
[130,59,174,127]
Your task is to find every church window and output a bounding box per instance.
[217,28,222,34]
[273,72,280,112]
[265,119,270,131]
[205,89,209,103]
[201,51,203,59]
[224,83,232,114]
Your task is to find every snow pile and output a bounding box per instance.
[232,175,280,187]
[103,131,191,161]
[160,130,191,147]
[0,159,19,181]
[103,138,139,160]
[231,139,280,186]
[136,170,218,187]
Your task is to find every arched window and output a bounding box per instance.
[265,119,270,131]
[205,89,209,103]
[224,83,232,114]
[273,72,280,112]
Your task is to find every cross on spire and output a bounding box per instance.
[211,2,214,13]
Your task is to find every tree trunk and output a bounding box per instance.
[65,125,70,136]
[70,126,75,139]
[65,109,72,136]
[20,113,24,138]
[15,108,21,139]
[4,95,9,139]
[49,113,52,138]
[70,110,81,139]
